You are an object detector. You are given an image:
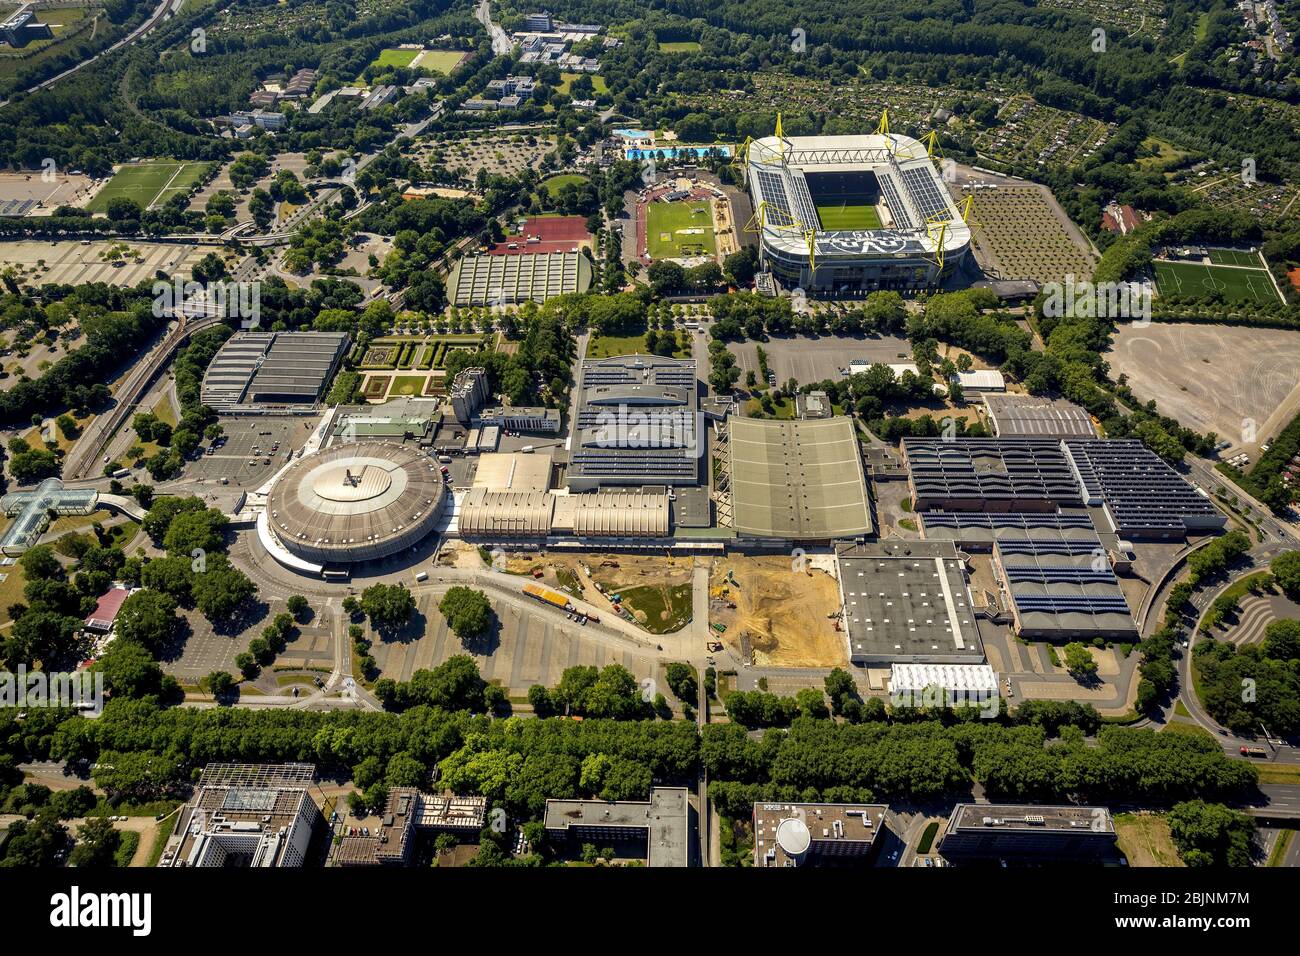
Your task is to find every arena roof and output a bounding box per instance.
[471,452,554,493]
[458,487,553,536]
[983,394,1096,438]
[568,354,700,490]
[265,441,446,563]
[746,132,970,259]
[729,417,871,540]
[447,251,592,306]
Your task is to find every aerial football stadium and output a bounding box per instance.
[744,122,971,294]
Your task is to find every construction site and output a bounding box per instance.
[707,553,848,668]
[438,544,696,634]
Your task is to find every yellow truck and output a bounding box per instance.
[523,581,574,612]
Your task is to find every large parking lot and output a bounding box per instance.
[369,588,657,695]
[729,333,913,385]
[0,239,216,287]
[182,416,318,488]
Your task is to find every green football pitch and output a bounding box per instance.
[815,201,883,231]
[1153,259,1281,305]
[87,161,210,213]
[646,200,716,258]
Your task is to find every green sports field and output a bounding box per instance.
[1205,247,1261,267]
[88,161,210,213]
[815,200,883,231]
[646,200,716,258]
[373,48,420,68]
[1153,259,1281,305]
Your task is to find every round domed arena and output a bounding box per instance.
[265,441,446,564]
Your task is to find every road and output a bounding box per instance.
[62,314,224,479]
[0,0,178,110]
[475,0,513,56]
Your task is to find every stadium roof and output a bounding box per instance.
[746,131,970,258]
[729,417,871,540]
[447,251,592,305]
[983,394,1096,438]
[1061,439,1225,537]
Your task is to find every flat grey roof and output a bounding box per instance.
[983,393,1096,438]
[729,416,871,540]
[753,802,886,867]
[837,540,984,664]
[543,787,690,867]
[948,803,1114,835]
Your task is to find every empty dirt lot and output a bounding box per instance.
[1107,322,1300,451]
[708,553,847,667]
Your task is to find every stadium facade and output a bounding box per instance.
[745,132,970,294]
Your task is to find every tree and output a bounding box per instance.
[114,590,179,654]
[96,639,166,699]
[286,595,309,620]
[1063,642,1098,678]
[1271,551,1300,599]
[19,545,63,581]
[1263,619,1300,662]
[162,507,228,556]
[69,817,122,868]
[204,671,236,701]
[664,662,697,703]
[1167,800,1255,867]
[190,555,256,621]
[438,587,493,642]
[360,583,416,629]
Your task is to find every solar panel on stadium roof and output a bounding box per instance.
[900,166,953,222]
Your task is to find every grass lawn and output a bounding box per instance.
[87,161,210,213]
[1268,829,1294,867]
[1154,259,1281,305]
[0,561,26,628]
[1114,813,1184,867]
[557,73,608,95]
[658,40,701,52]
[372,48,420,68]
[615,583,693,634]
[646,200,716,259]
[389,374,430,396]
[588,330,690,359]
[1136,137,1191,170]
[1206,247,1261,267]
[542,173,590,199]
[815,200,882,231]
[744,396,794,419]
[418,50,467,74]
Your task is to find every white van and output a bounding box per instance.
[415,571,429,583]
